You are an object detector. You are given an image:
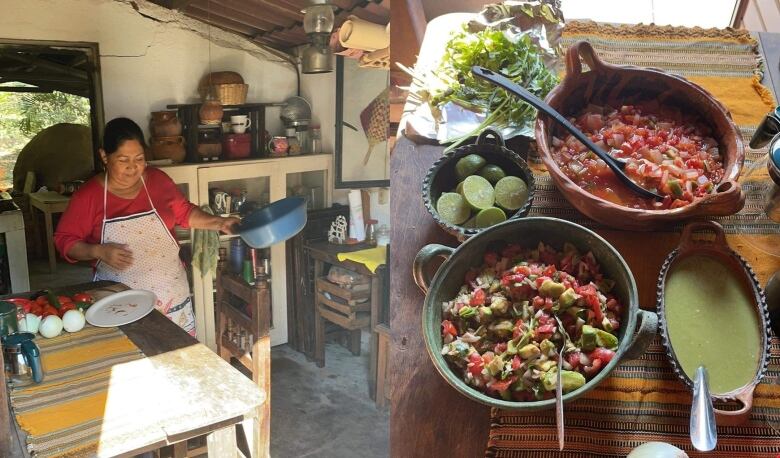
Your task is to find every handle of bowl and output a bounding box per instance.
[695,180,745,216]
[678,220,728,251]
[413,244,454,294]
[713,384,755,426]
[621,309,659,361]
[476,128,506,147]
[565,41,617,79]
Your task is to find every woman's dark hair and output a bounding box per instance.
[102,117,146,154]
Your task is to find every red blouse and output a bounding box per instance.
[54,167,196,263]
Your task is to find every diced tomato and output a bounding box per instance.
[470,289,486,306]
[512,320,525,339]
[542,265,557,277]
[484,251,499,267]
[584,358,604,377]
[488,376,517,393]
[441,320,457,338]
[511,355,522,371]
[494,342,508,354]
[589,348,616,364]
[468,353,484,377]
[566,351,581,370]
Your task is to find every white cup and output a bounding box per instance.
[230,115,251,134]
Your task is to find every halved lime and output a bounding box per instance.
[479,164,507,184]
[436,192,470,225]
[460,175,495,210]
[455,154,487,181]
[455,180,465,195]
[475,207,507,228]
[494,176,529,211]
[462,216,477,228]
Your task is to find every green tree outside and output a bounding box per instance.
[0,89,90,190]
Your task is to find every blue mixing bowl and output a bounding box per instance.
[237,197,307,248]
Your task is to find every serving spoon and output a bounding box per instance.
[691,366,717,451]
[471,66,664,201]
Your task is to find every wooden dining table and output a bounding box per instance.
[3,281,267,458]
[389,19,780,458]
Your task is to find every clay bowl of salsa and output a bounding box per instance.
[657,221,771,426]
[535,41,745,231]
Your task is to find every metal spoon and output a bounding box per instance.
[691,365,717,451]
[471,66,664,201]
[554,316,571,451]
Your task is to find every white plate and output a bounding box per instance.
[85,289,156,327]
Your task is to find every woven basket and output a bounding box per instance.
[208,83,248,105]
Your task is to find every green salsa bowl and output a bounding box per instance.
[657,221,771,425]
[413,217,658,410]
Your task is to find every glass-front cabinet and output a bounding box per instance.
[158,154,331,350]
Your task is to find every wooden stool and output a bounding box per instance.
[215,254,271,458]
[314,277,371,367]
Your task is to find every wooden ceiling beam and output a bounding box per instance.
[0,86,53,93]
[2,53,88,80]
[189,0,295,31]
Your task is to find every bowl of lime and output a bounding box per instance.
[423,128,535,240]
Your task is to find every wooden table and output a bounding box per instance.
[28,191,70,273]
[389,26,780,458]
[304,241,387,403]
[4,282,267,458]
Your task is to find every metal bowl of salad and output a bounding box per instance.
[413,217,658,410]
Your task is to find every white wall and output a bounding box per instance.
[300,57,390,230]
[0,0,296,138]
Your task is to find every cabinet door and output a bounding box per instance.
[195,162,277,349]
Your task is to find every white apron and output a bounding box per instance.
[94,174,196,336]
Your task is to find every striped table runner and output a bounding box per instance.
[9,326,145,458]
[487,21,780,457]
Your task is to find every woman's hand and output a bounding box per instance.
[218,216,241,234]
[96,243,134,270]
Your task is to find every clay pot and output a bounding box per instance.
[150,136,186,163]
[535,41,745,231]
[150,110,182,137]
[199,99,224,126]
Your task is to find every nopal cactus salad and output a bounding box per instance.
[440,242,623,401]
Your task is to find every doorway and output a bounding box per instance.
[0,39,104,192]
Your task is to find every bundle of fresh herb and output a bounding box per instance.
[430,26,559,150]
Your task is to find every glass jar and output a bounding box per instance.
[310,125,322,154]
[286,127,302,156]
[364,219,378,246]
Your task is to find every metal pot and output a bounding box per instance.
[413,217,658,410]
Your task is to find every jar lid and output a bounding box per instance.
[2,332,36,346]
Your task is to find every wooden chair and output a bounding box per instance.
[313,276,371,368]
[215,254,271,458]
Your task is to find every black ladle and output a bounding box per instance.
[472,66,664,201]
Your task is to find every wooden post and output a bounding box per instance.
[251,273,271,458]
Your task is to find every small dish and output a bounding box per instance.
[657,221,771,425]
[422,128,535,241]
[85,289,156,327]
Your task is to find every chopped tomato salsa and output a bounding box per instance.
[551,104,725,210]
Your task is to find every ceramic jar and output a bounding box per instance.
[199,98,224,125]
[150,136,186,163]
[150,110,182,137]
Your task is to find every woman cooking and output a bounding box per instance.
[55,117,238,336]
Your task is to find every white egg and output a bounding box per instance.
[39,315,64,338]
[62,310,86,333]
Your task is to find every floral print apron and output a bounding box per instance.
[94,174,196,336]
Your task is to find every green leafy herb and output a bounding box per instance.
[429,27,559,150]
